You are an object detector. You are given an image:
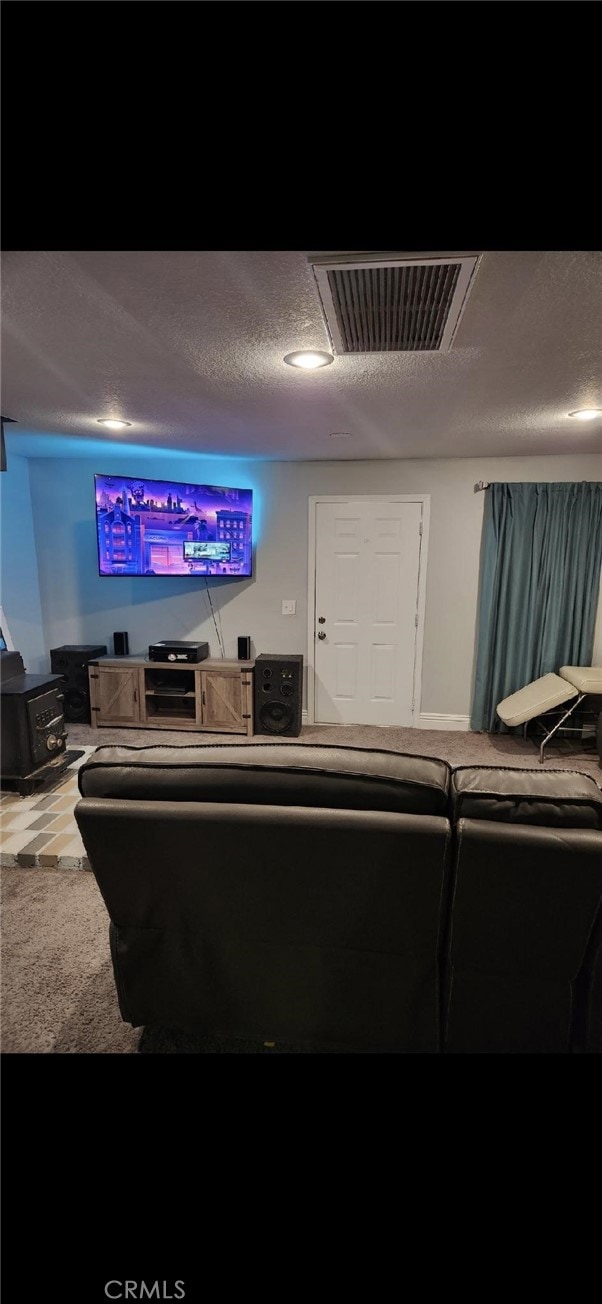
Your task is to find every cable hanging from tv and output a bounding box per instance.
[204,579,225,658]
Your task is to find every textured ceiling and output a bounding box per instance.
[2,249,602,460]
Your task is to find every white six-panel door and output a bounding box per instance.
[312,498,425,726]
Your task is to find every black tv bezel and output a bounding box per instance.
[94,473,253,579]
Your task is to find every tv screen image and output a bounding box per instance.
[183,541,231,563]
[94,475,253,577]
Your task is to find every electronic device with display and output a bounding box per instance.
[183,541,231,563]
[95,475,252,577]
[148,641,209,664]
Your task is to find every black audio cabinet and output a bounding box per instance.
[50,644,107,722]
[253,653,303,737]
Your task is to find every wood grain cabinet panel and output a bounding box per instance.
[89,658,254,735]
[90,666,141,726]
[201,671,246,732]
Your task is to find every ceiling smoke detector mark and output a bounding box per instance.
[309,253,481,354]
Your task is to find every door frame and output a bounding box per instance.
[307,494,431,727]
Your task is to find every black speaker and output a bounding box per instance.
[253,653,303,737]
[113,631,129,656]
[237,635,251,660]
[49,644,107,722]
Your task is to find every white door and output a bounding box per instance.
[313,499,423,726]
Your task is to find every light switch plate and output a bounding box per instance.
[282,599,296,615]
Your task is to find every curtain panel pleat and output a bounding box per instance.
[470,482,602,732]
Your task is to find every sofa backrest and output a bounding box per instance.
[78,742,450,814]
[444,766,602,1054]
[450,764,602,828]
[75,744,452,1053]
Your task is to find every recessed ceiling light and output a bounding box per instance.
[283,351,334,369]
[97,418,132,429]
[329,431,352,439]
[567,409,602,421]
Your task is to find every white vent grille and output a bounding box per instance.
[309,253,480,353]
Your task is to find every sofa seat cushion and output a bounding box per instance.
[78,742,451,815]
[451,765,602,829]
[497,673,577,727]
[559,665,602,695]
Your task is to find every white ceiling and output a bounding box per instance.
[2,249,602,461]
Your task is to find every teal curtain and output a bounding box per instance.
[470,482,602,731]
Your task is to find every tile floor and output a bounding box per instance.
[0,748,95,869]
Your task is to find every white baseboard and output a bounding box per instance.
[418,713,471,732]
[303,710,471,732]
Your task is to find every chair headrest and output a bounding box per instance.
[78,742,451,815]
[451,765,602,829]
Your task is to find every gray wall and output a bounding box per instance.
[0,452,46,673]
[26,452,602,716]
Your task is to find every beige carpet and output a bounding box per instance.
[1,865,139,1053]
[68,721,602,783]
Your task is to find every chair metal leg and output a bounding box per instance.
[538,693,586,763]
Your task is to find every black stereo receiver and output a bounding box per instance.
[148,641,210,664]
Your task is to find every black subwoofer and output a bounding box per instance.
[253,653,303,737]
[50,644,107,722]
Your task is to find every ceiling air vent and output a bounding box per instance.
[309,253,481,354]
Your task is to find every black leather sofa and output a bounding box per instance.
[75,743,602,1054]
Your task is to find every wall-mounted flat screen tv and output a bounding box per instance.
[95,475,253,577]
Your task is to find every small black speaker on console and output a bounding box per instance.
[113,631,129,656]
[49,644,107,723]
[237,635,251,660]
[253,653,303,737]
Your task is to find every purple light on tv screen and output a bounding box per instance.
[94,475,253,577]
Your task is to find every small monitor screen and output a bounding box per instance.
[183,541,232,562]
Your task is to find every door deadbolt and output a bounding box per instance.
[318,616,326,624]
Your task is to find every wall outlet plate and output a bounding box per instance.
[282,599,296,615]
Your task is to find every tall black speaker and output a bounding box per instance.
[253,653,303,737]
[49,644,107,722]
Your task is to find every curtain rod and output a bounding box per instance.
[475,480,594,493]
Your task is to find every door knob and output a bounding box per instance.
[317,631,327,640]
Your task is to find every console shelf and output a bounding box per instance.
[144,690,196,697]
[88,656,255,735]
